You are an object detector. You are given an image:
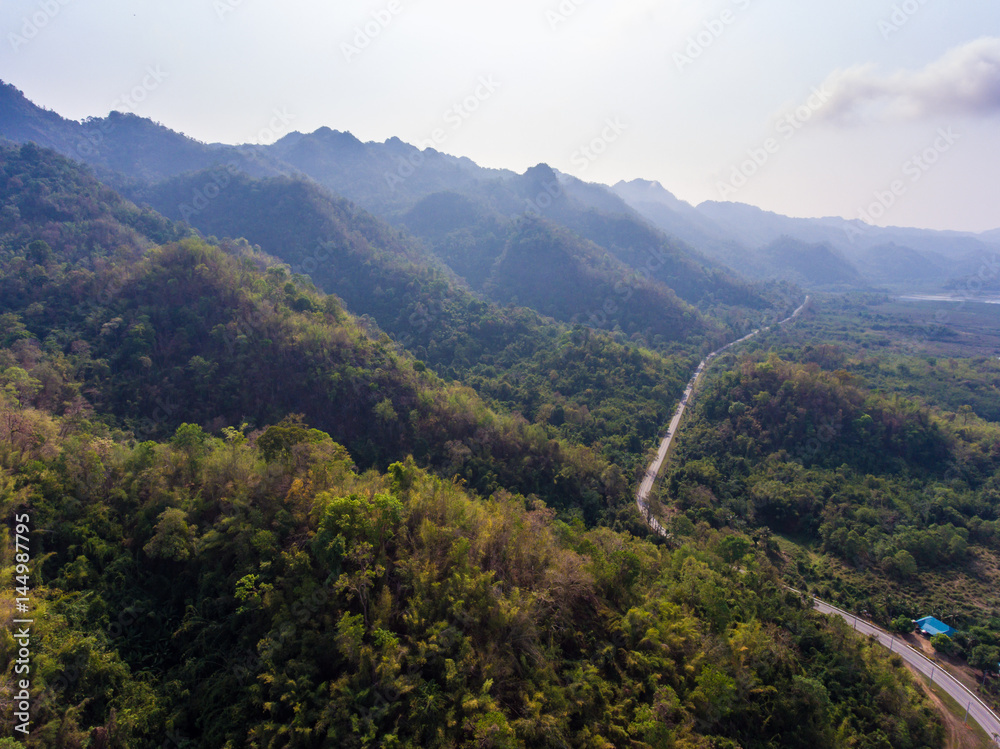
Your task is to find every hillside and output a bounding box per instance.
[268,127,509,217]
[0,82,779,326]
[132,169,719,352]
[0,81,287,184]
[758,237,862,288]
[128,166,709,475]
[483,218,706,345]
[856,243,948,286]
[0,143,636,520]
[665,345,1000,640]
[0,384,945,747]
[286,147,773,316]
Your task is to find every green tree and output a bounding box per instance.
[717,534,753,566]
[969,645,1000,675]
[890,615,914,634]
[931,634,959,656]
[0,367,40,406]
[256,414,313,461]
[143,507,196,561]
[892,549,918,579]
[26,239,52,265]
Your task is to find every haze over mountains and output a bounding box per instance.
[612,178,1000,291]
[0,80,786,353]
[4,79,997,306]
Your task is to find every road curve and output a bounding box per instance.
[636,296,810,533]
[812,598,1000,745]
[634,295,1000,745]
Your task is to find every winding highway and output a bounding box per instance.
[635,295,1000,745]
[636,297,809,532]
[812,598,1000,745]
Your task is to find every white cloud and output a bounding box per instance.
[816,37,1000,124]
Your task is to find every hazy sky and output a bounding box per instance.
[2,0,999,232]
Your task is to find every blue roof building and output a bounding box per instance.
[915,616,957,637]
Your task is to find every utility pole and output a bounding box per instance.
[963,701,971,725]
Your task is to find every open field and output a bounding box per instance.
[772,294,1000,359]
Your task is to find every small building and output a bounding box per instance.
[915,616,957,638]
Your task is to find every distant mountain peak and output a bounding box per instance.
[523,163,559,182]
[697,199,775,216]
[612,178,693,213]
[311,126,364,147]
[0,79,28,102]
[615,177,666,192]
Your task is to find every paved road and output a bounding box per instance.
[634,295,1000,744]
[812,598,1000,745]
[636,297,809,534]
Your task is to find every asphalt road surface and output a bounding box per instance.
[812,598,1000,744]
[636,297,809,534]
[635,295,1000,743]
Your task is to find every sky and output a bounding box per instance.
[2,0,999,232]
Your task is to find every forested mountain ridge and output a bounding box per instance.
[0,80,783,334]
[0,81,289,184]
[0,143,639,521]
[271,142,775,317]
[481,217,706,344]
[124,163,706,474]
[129,168,719,353]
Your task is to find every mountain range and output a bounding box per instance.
[2,80,799,351]
[6,80,995,300]
[612,178,1000,291]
